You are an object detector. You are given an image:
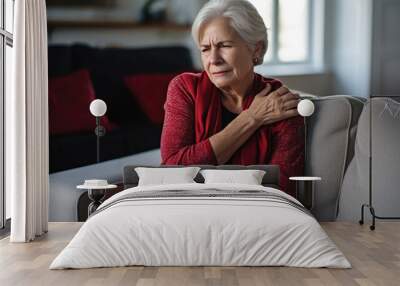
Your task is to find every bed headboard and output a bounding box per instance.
[123,165,280,189]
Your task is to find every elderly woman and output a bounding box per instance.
[160,0,304,197]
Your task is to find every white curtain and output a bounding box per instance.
[7,0,49,242]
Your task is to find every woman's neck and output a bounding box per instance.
[220,73,255,111]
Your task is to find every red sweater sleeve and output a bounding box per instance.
[269,116,305,197]
[161,75,218,165]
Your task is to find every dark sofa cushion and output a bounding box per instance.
[48,69,115,135]
[48,44,195,125]
[124,73,178,125]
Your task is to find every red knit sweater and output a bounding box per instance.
[160,72,304,196]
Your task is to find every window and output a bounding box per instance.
[249,0,325,76]
[1,0,14,230]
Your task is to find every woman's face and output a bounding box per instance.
[198,17,257,91]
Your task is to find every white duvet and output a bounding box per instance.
[50,183,351,269]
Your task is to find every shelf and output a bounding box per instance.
[47,20,191,31]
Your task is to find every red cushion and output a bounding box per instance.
[124,73,178,125]
[49,69,115,135]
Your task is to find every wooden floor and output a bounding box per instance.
[1,222,399,286]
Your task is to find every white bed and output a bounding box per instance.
[50,183,350,269]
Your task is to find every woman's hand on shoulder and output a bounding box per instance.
[246,84,300,127]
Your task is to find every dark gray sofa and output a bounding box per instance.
[48,44,195,173]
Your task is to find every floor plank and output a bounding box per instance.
[0,222,399,286]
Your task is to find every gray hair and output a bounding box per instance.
[191,0,268,65]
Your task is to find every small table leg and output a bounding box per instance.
[296,181,314,210]
[87,189,106,216]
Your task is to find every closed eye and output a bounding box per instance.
[218,41,233,48]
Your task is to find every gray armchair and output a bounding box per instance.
[304,95,365,221]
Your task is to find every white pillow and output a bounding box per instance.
[200,169,266,185]
[135,167,201,186]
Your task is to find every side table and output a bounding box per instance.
[77,180,117,217]
[289,176,322,210]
